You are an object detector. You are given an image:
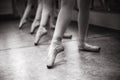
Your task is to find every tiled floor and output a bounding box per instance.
[0,19,120,80]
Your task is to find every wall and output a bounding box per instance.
[72,10,120,30]
[0,0,13,15]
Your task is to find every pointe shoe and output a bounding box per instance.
[30,20,40,34]
[34,27,47,45]
[47,42,64,69]
[79,43,101,52]
[19,19,27,29]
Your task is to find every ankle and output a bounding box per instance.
[79,42,91,47]
[51,40,62,45]
[79,41,85,47]
[34,19,40,22]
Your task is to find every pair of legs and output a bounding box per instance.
[19,0,44,32]
[30,0,43,33]
[34,0,72,45]
[34,0,54,45]
[19,0,43,30]
[47,0,101,68]
[19,0,52,33]
[19,0,72,45]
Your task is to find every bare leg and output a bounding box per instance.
[47,0,75,68]
[34,0,53,45]
[49,0,56,29]
[50,0,72,39]
[19,0,33,29]
[77,0,101,52]
[30,0,43,34]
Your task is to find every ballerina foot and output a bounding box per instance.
[19,19,27,29]
[47,42,64,69]
[30,20,40,34]
[34,27,47,45]
[79,43,101,52]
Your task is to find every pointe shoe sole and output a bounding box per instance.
[47,45,64,69]
[30,24,39,34]
[79,47,101,52]
[19,20,27,29]
[34,28,47,46]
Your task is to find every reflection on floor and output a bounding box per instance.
[0,19,120,80]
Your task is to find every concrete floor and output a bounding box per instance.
[0,19,120,80]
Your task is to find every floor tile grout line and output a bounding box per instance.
[0,35,119,51]
[0,45,36,51]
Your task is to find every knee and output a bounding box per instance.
[61,0,74,8]
[27,0,33,6]
[77,0,90,9]
[38,0,43,4]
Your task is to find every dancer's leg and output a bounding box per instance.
[50,0,72,39]
[19,0,33,29]
[34,0,53,45]
[49,0,55,29]
[47,0,75,68]
[51,0,74,42]
[30,0,43,34]
[77,0,100,52]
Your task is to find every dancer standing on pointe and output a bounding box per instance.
[47,0,101,68]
